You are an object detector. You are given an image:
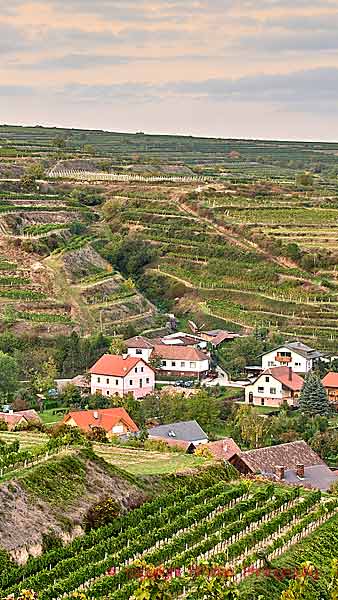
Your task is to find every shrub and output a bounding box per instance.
[85,497,121,530]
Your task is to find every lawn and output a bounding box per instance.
[94,444,211,475]
[38,407,67,425]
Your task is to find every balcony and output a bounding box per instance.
[275,354,291,363]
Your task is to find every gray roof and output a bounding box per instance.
[260,341,322,360]
[148,420,208,442]
[284,464,337,492]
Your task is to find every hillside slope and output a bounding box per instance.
[0,449,145,563]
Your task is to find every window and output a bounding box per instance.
[129,380,133,386]
[141,366,144,372]
[270,387,276,395]
[135,367,138,373]
[139,379,143,388]
[258,386,264,393]
[181,361,185,367]
[268,361,274,366]
[162,360,167,366]
[146,377,150,384]
[136,349,142,355]
[190,362,196,368]
[171,361,176,367]
[261,398,265,406]
[97,377,101,383]
[106,378,109,384]
[295,362,301,366]
[115,379,118,385]
[106,390,110,396]
[265,376,270,382]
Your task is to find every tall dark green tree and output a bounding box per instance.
[299,371,331,416]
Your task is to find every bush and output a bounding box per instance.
[85,497,121,530]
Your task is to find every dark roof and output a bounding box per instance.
[239,440,324,473]
[284,464,337,492]
[148,420,208,443]
[260,341,322,360]
[125,336,154,349]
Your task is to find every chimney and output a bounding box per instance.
[93,411,99,419]
[288,367,292,381]
[275,465,285,480]
[296,463,305,479]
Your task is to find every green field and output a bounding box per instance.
[94,444,209,475]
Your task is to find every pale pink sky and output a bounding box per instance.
[1,0,338,140]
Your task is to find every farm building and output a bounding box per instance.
[245,366,304,407]
[63,407,138,438]
[89,354,155,399]
[230,440,338,491]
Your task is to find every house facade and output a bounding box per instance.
[153,345,209,376]
[125,335,210,377]
[322,372,338,406]
[63,408,139,439]
[261,342,322,374]
[245,366,304,407]
[89,354,155,400]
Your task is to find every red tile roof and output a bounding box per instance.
[64,408,139,434]
[263,367,304,391]
[125,336,154,349]
[90,354,151,377]
[153,344,207,362]
[200,438,241,461]
[0,413,27,429]
[322,372,338,388]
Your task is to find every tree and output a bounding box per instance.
[299,371,331,416]
[32,357,57,396]
[0,351,19,401]
[109,336,126,356]
[235,404,271,449]
[53,135,67,149]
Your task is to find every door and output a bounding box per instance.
[249,392,253,404]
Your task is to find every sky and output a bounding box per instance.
[1,0,338,141]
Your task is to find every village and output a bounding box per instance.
[1,324,338,494]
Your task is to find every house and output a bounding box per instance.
[230,440,338,492]
[199,437,241,461]
[148,420,208,450]
[245,366,304,407]
[126,335,210,377]
[124,336,154,363]
[260,341,322,374]
[63,408,138,439]
[153,345,209,377]
[89,354,155,400]
[0,409,41,431]
[322,372,338,407]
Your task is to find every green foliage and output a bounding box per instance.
[85,497,121,531]
[299,371,331,416]
[0,351,19,400]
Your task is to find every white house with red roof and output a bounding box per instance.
[89,354,155,399]
[322,372,338,406]
[245,366,304,407]
[125,335,210,377]
[63,408,138,438]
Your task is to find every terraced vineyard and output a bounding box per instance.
[1,476,337,599]
[2,126,338,345]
